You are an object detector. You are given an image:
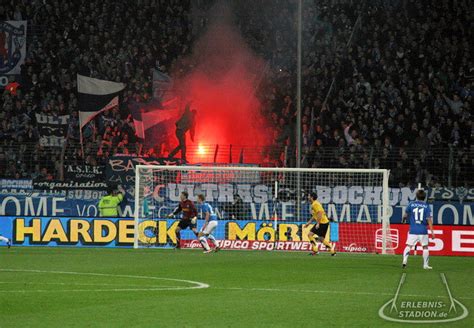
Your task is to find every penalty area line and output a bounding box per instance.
[213,287,474,300]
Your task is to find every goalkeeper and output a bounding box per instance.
[167,191,198,249]
[304,192,336,256]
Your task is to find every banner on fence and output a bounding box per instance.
[106,155,184,200]
[0,179,32,194]
[64,164,105,182]
[32,180,108,191]
[35,113,70,147]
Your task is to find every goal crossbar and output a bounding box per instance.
[136,165,389,174]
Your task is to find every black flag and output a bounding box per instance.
[77,74,125,129]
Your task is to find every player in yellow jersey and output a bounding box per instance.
[304,192,336,256]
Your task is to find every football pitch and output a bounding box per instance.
[0,247,472,327]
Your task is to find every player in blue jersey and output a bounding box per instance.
[197,194,220,253]
[401,189,435,269]
[0,234,11,248]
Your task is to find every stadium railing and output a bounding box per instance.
[0,140,471,187]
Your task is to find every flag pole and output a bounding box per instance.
[79,123,84,157]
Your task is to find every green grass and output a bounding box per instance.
[0,247,472,327]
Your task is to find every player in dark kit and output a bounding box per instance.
[167,191,198,249]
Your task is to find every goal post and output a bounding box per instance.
[134,165,392,254]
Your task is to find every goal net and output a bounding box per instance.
[134,165,393,254]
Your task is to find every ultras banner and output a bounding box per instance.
[35,113,70,147]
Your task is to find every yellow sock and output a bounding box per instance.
[322,239,333,251]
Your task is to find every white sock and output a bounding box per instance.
[199,236,210,251]
[0,236,9,243]
[207,234,218,247]
[402,246,411,265]
[423,249,429,267]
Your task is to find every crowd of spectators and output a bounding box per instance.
[1,0,193,178]
[0,0,472,187]
[311,0,472,187]
[233,0,472,186]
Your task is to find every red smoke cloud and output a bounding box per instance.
[172,4,275,163]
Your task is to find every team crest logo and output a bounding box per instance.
[0,21,27,75]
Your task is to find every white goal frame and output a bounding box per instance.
[134,165,390,254]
